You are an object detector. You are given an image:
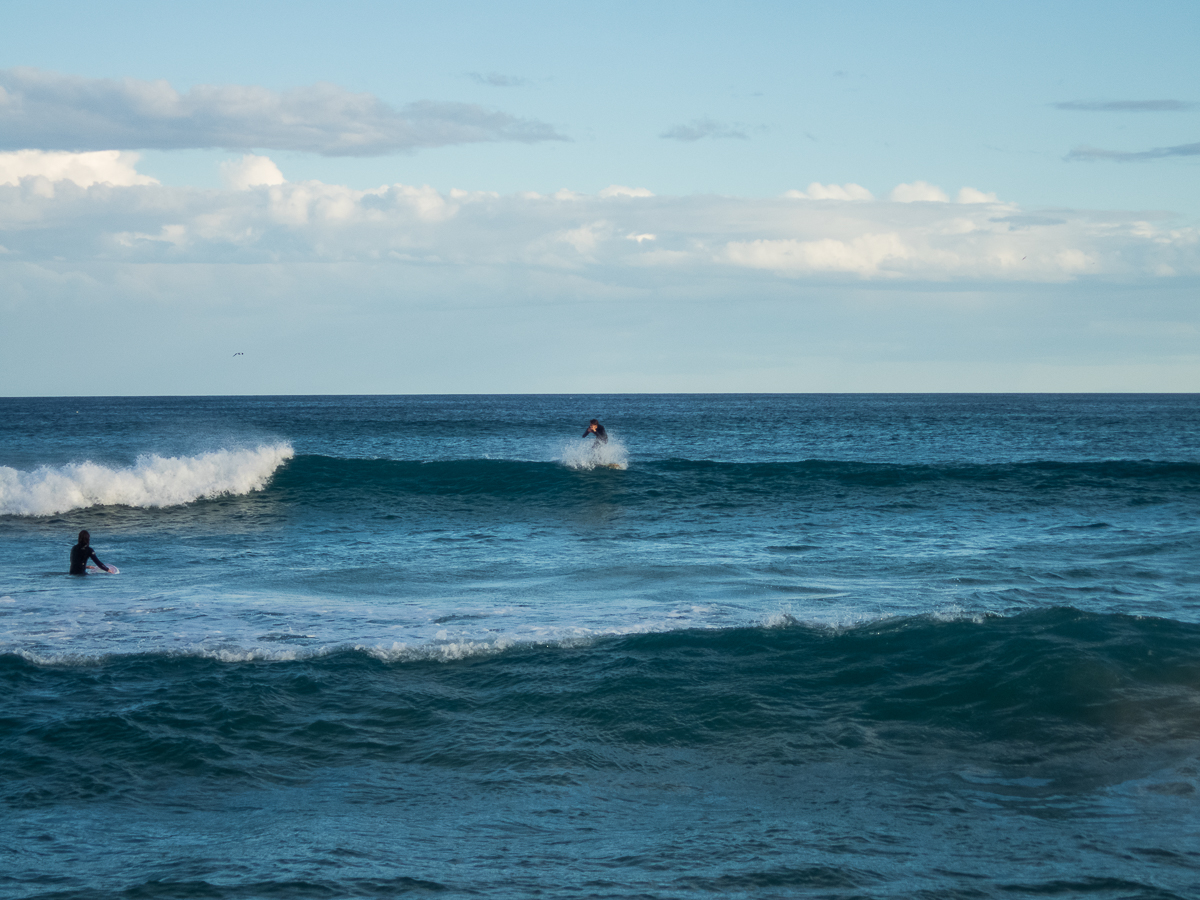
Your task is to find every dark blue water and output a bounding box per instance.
[2,395,1199,898]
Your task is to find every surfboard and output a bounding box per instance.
[87,565,119,574]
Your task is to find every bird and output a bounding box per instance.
[233,352,244,357]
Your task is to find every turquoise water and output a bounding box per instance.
[2,394,1199,898]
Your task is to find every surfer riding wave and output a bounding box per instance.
[562,419,626,470]
[583,419,608,444]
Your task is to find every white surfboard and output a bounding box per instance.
[87,564,120,574]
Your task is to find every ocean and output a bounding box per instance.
[2,393,1199,899]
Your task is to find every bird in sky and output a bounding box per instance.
[233,352,244,357]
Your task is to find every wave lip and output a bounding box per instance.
[0,443,294,516]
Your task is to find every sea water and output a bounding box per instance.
[1,394,1199,899]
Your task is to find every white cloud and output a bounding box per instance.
[0,67,567,155]
[555,221,610,256]
[724,233,909,275]
[0,149,158,188]
[784,182,874,201]
[113,223,188,248]
[890,181,949,202]
[956,187,998,204]
[220,155,286,190]
[599,185,655,198]
[0,177,1193,283]
[788,183,997,204]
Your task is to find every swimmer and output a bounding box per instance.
[583,419,608,444]
[69,530,110,575]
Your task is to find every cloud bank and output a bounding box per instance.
[0,153,1194,283]
[0,68,566,155]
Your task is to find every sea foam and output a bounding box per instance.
[559,435,629,470]
[0,443,294,516]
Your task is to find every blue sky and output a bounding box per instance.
[2,0,1198,394]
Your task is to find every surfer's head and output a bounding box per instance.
[77,530,89,545]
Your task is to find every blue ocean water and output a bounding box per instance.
[2,394,1199,899]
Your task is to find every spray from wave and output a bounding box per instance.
[559,435,629,470]
[0,444,294,516]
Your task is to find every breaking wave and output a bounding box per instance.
[559,435,629,470]
[0,444,294,516]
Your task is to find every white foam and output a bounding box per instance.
[762,611,803,629]
[0,444,294,516]
[363,638,519,663]
[928,604,992,625]
[759,604,899,632]
[559,435,630,470]
[2,618,701,667]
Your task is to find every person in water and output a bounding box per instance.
[69,530,110,575]
[583,419,608,444]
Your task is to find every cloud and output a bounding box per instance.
[1066,142,1200,162]
[598,185,654,198]
[0,158,1193,287]
[989,215,1067,229]
[784,182,873,201]
[659,118,748,141]
[0,149,158,188]
[220,155,286,190]
[1055,100,1196,112]
[724,233,909,276]
[468,72,529,88]
[956,187,998,204]
[0,67,567,156]
[890,181,949,203]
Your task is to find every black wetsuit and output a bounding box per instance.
[584,423,608,443]
[70,542,107,575]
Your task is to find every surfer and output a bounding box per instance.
[69,530,110,575]
[583,419,608,444]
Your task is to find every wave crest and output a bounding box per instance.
[0,443,294,516]
[560,436,629,470]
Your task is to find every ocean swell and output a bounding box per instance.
[261,455,1200,509]
[3,610,1199,793]
[0,444,294,516]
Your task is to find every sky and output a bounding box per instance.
[1,0,1197,395]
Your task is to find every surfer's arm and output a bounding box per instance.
[89,549,110,572]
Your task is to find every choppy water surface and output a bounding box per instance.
[2,394,1199,899]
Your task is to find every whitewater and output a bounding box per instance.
[0,444,293,516]
[2,394,1199,899]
